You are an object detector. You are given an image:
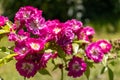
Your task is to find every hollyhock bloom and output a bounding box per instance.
[16,60,38,78]
[62,44,73,55]
[97,40,112,54]
[0,16,8,26]
[56,28,74,46]
[26,38,45,52]
[14,6,42,29]
[14,42,30,60]
[85,42,104,63]
[25,15,45,35]
[8,29,30,42]
[65,19,83,33]
[68,56,87,78]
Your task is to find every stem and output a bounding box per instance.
[24,77,26,80]
[61,68,64,80]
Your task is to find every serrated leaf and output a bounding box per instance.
[72,43,79,55]
[101,66,108,74]
[108,67,114,80]
[0,54,16,66]
[84,66,90,80]
[39,69,52,76]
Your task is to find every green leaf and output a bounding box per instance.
[108,67,114,80]
[57,47,66,58]
[52,64,59,71]
[0,54,16,66]
[0,30,9,34]
[84,66,90,80]
[101,66,108,74]
[39,69,52,76]
[73,40,89,44]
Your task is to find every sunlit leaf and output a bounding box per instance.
[101,66,108,74]
[72,43,79,55]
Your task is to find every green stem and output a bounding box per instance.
[24,77,26,80]
[61,68,64,80]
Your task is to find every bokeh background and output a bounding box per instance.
[0,0,120,80]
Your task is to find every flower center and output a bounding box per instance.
[30,43,40,50]
[53,27,61,34]
[72,62,81,72]
[22,62,34,73]
[100,43,106,49]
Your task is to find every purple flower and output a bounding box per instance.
[0,16,8,26]
[56,28,75,46]
[62,44,73,55]
[14,41,30,60]
[68,56,87,78]
[65,19,83,33]
[96,40,112,54]
[25,15,45,35]
[85,42,104,63]
[83,26,95,36]
[16,60,38,78]
[8,29,30,42]
[25,38,45,52]
[14,6,42,29]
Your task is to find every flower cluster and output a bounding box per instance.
[0,6,112,79]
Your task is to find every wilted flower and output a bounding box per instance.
[97,40,112,54]
[68,56,87,78]
[85,42,104,63]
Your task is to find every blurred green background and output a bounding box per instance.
[0,0,120,80]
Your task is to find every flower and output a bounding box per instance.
[65,19,83,33]
[85,42,104,63]
[0,16,8,26]
[97,40,112,54]
[14,6,42,29]
[56,27,74,46]
[62,44,73,55]
[68,56,87,78]
[16,60,38,78]
[26,38,45,52]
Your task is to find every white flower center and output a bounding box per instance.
[53,28,61,34]
[30,43,40,50]
[100,43,106,49]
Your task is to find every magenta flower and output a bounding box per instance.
[25,15,45,35]
[0,16,8,26]
[65,19,83,33]
[83,26,95,36]
[16,60,38,78]
[14,6,42,29]
[97,40,112,54]
[26,38,45,52]
[62,44,73,55]
[85,42,104,63]
[68,56,87,78]
[56,27,74,46]
[14,42,30,60]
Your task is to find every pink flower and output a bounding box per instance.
[26,38,45,52]
[0,16,8,26]
[16,60,38,78]
[97,40,112,54]
[62,44,73,55]
[65,19,83,33]
[68,56,87,78]
[85,42,104,63]
[83,26,95,36]
[14,6,43,29]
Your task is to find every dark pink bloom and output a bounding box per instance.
[8,29,30,42]
[14,6,42,29]
[16,60,38,78]
[65,19,83,33]
[0,16,8,26]
[85,42,104,63]
[26,38,45,52]
[68,56,87,78]
[62,44,73,55]
[56,27,74,46]
[25,15,45,35]
[83,26,95,36]
[96,40,112,54]
[14,42,30,60]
